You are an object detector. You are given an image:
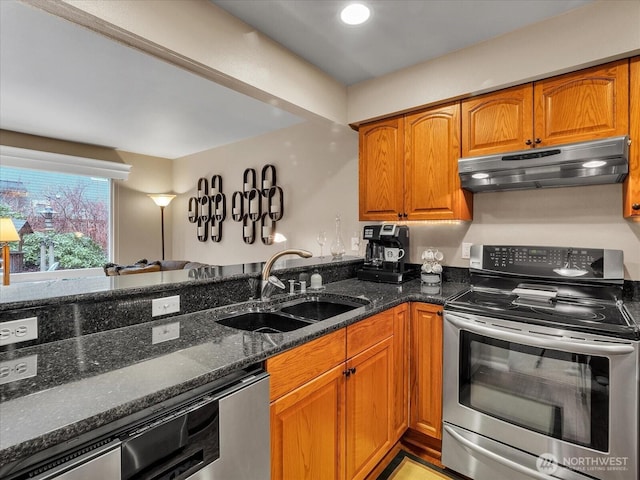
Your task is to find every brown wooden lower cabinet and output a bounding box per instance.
[271,363,346,480]
[391,303,409,442]
[406,302,444,458]
[346,335,393,480]
[267,303,433,480]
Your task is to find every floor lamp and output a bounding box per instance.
[148,194,176,261]
[0,218,20,286]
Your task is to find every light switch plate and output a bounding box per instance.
[0,354,38,385]
[461,242,473,259]
[0,317,38,346]
[152,322,180,344]
[152,295,180,317]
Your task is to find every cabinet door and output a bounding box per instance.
[534,59,629,147]
[409,303,443,440]
[345,337,393,480]
[461,84,534,157]
[271,363,346,480]
[624,56,640,219]
[405,103,472,220]
[358,117,404,221]
[392,303,409,442]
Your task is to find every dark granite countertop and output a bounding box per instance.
[1,274,637,475]
[0,257,363,310]
[0,277,465,473]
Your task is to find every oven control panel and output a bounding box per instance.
[470,245,624,280]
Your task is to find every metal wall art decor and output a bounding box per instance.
[232,165,284,245]
[188,165,283,245]
[187,175,226,242]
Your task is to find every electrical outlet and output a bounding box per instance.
[0,354,38,385]
[0,317,38,346]
[461,242,473,260]
[351,237,359,251]
[152,322,180,344]
[152,295,180,317]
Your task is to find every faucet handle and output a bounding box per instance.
[247,278,259,299]
[268,275,285,290]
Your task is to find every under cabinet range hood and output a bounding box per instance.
[458,135,629,192]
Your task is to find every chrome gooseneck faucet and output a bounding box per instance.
[261,249,312,301]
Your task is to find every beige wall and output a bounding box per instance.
[348,0,640,124]
[171,120,359,265]
[406,186,640,280]
[114,154,174,264]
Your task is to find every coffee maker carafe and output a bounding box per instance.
[357,224,419,283]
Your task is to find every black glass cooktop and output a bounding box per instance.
[446,287,638,340]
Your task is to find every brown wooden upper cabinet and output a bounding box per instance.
[359,103,472,221]
[624,56,640,220]
[462,59,629,157]
[358,116,404,221]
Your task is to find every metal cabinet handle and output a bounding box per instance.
[525,139,533,146]
[444,426,557,480]
[534,138,542,144]
[343,367,357,377]
[632,203,640,211]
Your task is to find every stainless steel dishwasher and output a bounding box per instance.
[4,366,270,480]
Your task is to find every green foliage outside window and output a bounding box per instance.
[22,232,107,270]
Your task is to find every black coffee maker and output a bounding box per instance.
[357,224,419,283]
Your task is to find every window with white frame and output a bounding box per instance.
[0,146,130,275]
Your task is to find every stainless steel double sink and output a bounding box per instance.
[217,294,369,333]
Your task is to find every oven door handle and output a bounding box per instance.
[444,425,557,480]
[446,312,635,356]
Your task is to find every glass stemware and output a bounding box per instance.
[316,230,327,258]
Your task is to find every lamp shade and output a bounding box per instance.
[0,218,20,242]
[148,194,176,207]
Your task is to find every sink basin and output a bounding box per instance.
[216,295,369,333]
[279,298,363,321]
[217,312,312,333]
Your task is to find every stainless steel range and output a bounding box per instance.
[442,245,639,480]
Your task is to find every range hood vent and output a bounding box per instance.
[458,136,629,193]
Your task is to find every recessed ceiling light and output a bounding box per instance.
[340,3,370,25]
[582,160,607,168]
[472,173,490,179]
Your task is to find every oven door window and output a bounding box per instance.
[459,331,609,452]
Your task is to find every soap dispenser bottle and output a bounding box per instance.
[310,269,323,289]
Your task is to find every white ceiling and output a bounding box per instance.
[0,1,303,159]
[0,0,593,159]
[212,0,593,85]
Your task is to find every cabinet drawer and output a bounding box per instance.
[347,310,394,358]
[266,328,346,401]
